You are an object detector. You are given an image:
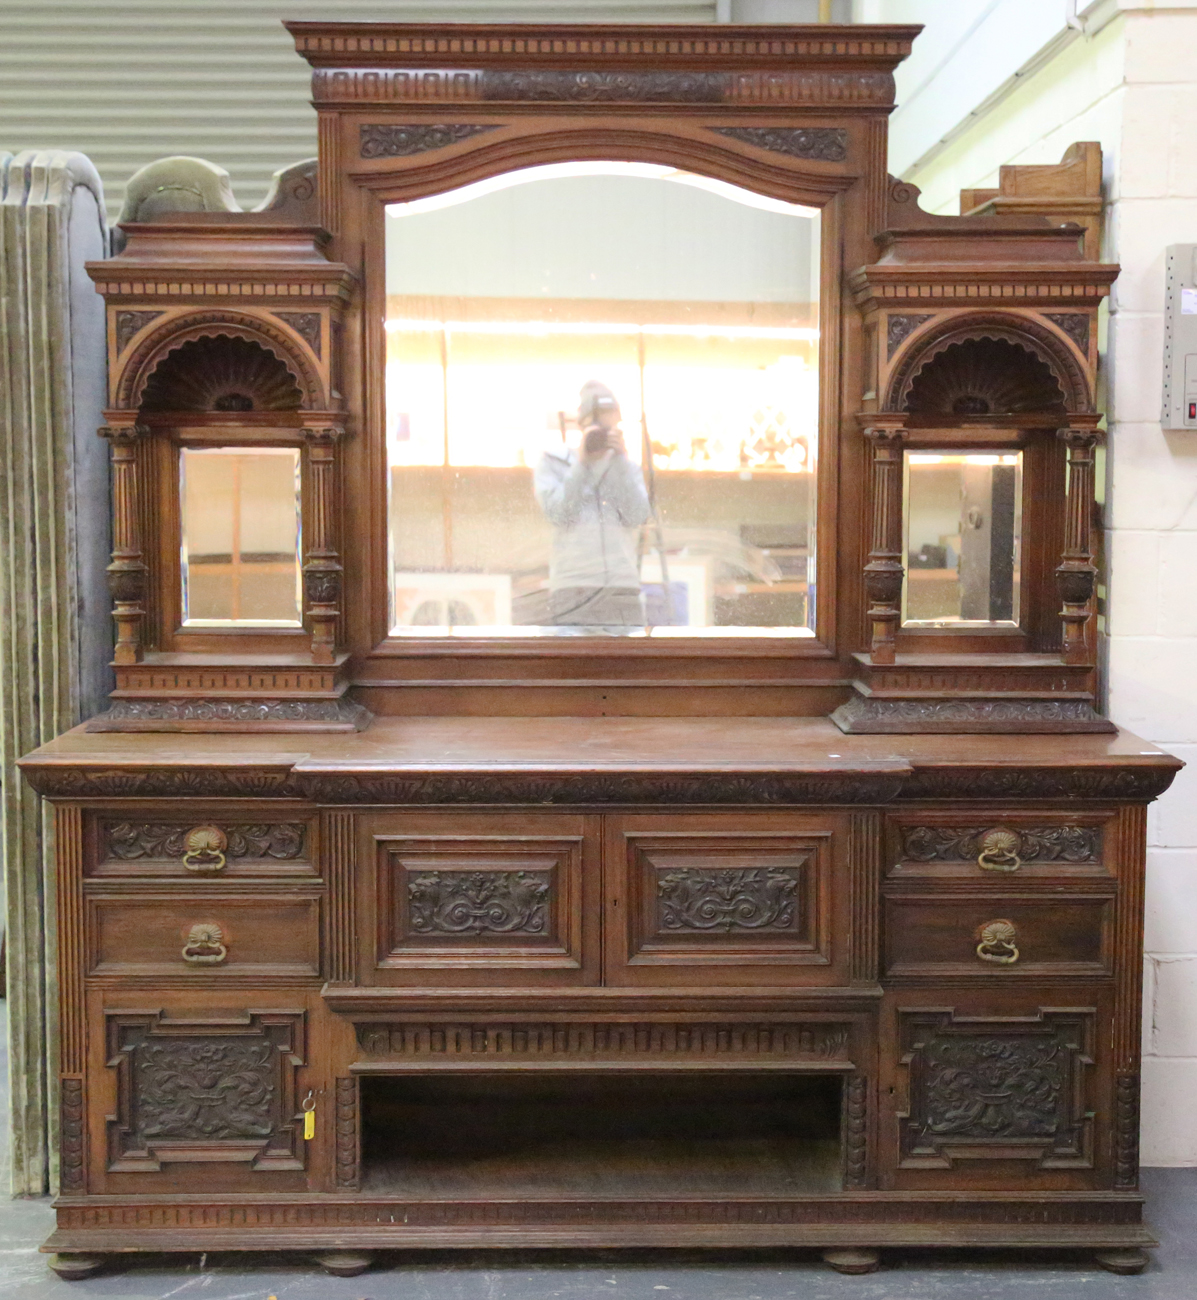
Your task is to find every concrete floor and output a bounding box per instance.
[3,1000,1195,1299]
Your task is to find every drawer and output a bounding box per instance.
[360,811,600,986]
[86,892,322,979]
[883,894,1113,978]
[886,815,1112,883]
[87,815,317,880]
[603,812,854,987]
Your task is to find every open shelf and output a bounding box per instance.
[360,1072,843,1199]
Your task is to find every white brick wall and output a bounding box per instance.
[890,1,1197,1165]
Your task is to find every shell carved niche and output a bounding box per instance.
[903,337,1066,417]
[139,335,303,413]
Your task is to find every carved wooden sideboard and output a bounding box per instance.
[19,718,1180,1277]
[18,19,1182,1282]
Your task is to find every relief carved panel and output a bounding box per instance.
[898,825,1101,866]
[408,869,550,936]
[657,867,799,933]
[898,1010,1093,1169]
[102,821,307,864]
[106,1011,305,1171]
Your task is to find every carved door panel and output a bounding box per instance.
[359,811,600,986]
[603,812,858,987]
[878,992,1108,1192]
[90,1005,311,1195]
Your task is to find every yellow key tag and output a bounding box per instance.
[303,1108,315,1140]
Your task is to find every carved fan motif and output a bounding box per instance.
[904,337,1066,416]
[139,335,303,412]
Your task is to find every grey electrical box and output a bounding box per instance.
[1163,244,1197,430]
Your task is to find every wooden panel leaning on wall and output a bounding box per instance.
[16,18,1180,1286]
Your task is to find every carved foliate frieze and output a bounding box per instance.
[710,126,847,162]
[886,313,934,358]
[90,698,370,728]
[408,869,551,936]
[899,825,1100,866]
[1045,311,1090,354]
[1114,1073,1140,1189]
[60,1078,85,1192]
[356,1020,853,1063]
[657,867,799,933]
[103,821,306,863]
[273,310,322,358]
[334,1077,359,1190]
[107,1011,304,1170]
[899,1010,1092,1168]
[114,310,164,355]
[832,696,1115,733]
[842,1074,869,1189]
[298,770,906,805]
[22,766,304,800]
[359,123,500,158]
[54,1191,1143,1232]
[900,766,1175,802]
[312,67,895,107]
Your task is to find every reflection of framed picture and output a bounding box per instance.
[640,558,712,627]
[392,572,512,628]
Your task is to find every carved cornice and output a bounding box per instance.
[20,757,1179,804]
[851,265,1116,310]
[19,765,304,800]
[91,276,353,303]
[833,696,1117,734]
[901,765,1179,803]
[289,26,918,65]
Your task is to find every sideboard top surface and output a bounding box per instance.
[18,716,1181,805]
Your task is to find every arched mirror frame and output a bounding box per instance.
[295,23,918,715]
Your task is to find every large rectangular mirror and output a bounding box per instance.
[180,446,302,626]
[903,451,1023,626]
[385,162,820,637]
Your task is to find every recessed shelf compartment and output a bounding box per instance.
[359,1072,843,1199]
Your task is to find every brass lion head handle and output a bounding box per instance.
[182,826,228,874]
[977,829,1022,872]
[181,922,228,965]
[975,919,1019,965]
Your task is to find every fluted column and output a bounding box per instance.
[1056,422,1102,666]
[100,422,149,665]
[302,425,344,665]
[863,420,907,665]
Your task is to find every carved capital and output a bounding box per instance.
[98,422,149,444]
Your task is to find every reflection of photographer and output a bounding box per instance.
[534,381,651,627]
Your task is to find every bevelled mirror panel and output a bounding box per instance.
[180,446,302,626]
[903,451,1023,627]
[385,162,820,637]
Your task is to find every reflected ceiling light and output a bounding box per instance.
[384,318,819,341]
[385,161,819,220]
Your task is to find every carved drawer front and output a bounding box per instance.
[604,813,854,987]
[86,891,322,980]
[886,816,1111,882]
[894,1007,1096,1179]
[89,816,315,879]
[884,894,1113,978]
[365,812,599,985]
[103,1009,307,1185]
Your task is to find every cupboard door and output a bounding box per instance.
[603,812,857,987]
[360,811,600,986]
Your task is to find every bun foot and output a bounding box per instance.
[48,1254,108,1281]
[1095,1249,1149,1275]
[313,1250,375,1277]
[822,1248,880,1275]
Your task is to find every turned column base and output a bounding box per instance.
[48,1253,109,1281]
[822,1248,880,1274]
[313,1250,375,1277]
[1094,1248,1149,1275]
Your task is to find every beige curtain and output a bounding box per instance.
[0,150,110,1195]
